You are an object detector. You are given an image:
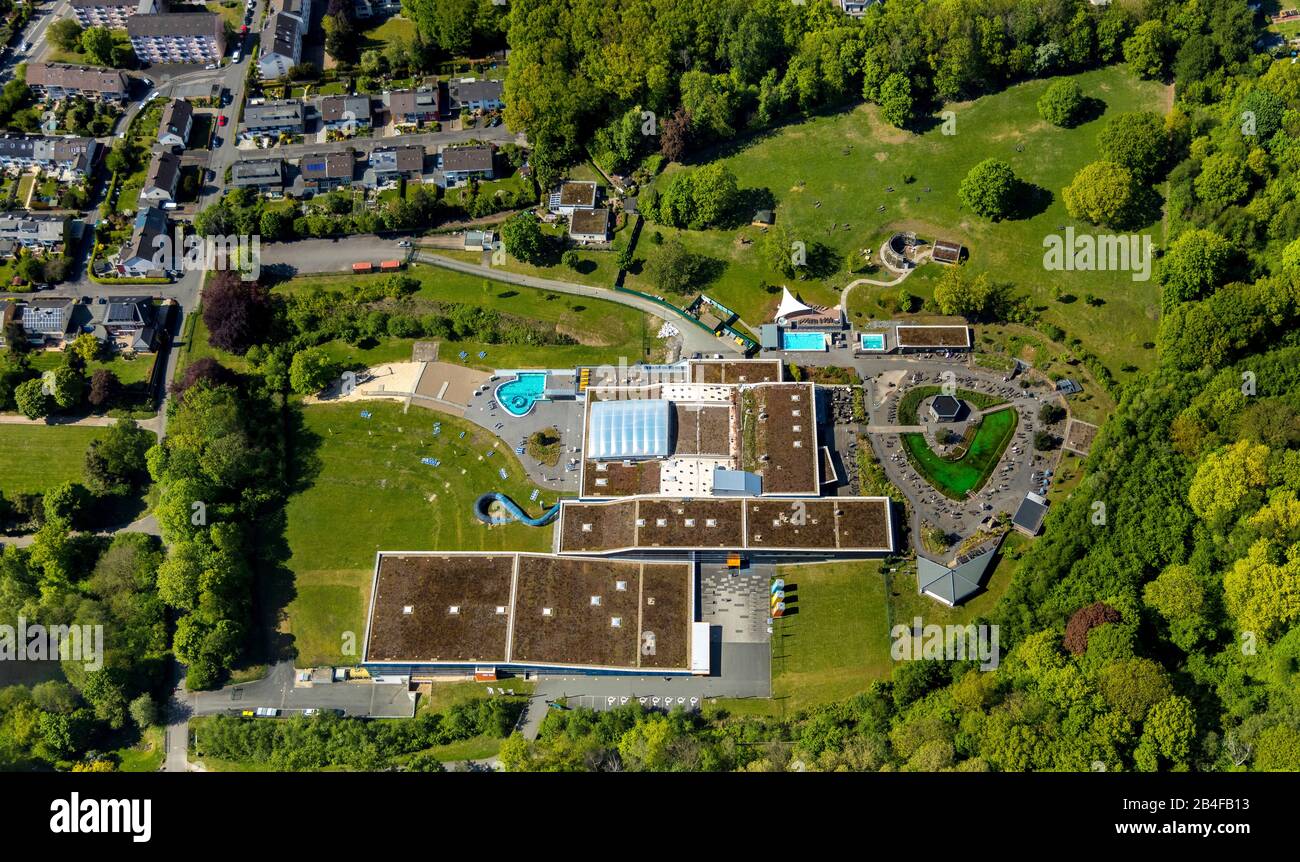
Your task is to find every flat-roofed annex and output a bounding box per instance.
[740,382,820,496]
[895,325,971,348]
[363,552,695,672]
[556,496,893,555]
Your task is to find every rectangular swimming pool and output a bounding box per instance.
[782,330,827,351]
[861,332,887,351]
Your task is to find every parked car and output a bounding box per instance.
[218,114,228,126]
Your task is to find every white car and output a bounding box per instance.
[205,63,217,70]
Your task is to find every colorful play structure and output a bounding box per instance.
[473,492,561,527]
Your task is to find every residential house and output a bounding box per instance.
[548,180,598,216]
[838,0,879,15]
[25,63,130,103]
[385,89,441,125]
[230,158,286,194]
[318,94,372,134]
[127,13,226,65]
[102,296,160,351]
[447,78,504,113]
[118,205,168,277]
[20,298,75,344]
[157,99,194,148]
[70,0,159,28]
[299,151,354,192]
[241,100,306,136]
[568,207,611,244]
[440,144,494,185]
[140,149,181,204]
[368,145,424,185]
[0,136,99,176]
[0,213,70,250]
[352,0,400,19]
[258,0,313,80]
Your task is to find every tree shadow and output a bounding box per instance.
[907,111,948,135]
[1009,182,1053,220]
[730,187,776,226]
[1070,96,1108,127]
[248,404,324,669]
[261,263,298,286]
[801,242,842,280]
[80,491,149,532]
[695,255,727,287]
[1119,186,1166,231]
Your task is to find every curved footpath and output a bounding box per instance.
[411,251,738,358]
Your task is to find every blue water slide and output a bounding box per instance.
[474,492,561,527]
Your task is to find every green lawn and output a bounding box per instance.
[761,561,896,716]
[974,322,1120,425]
[278,264,660,369]
[360,15,417,50]
[901,407,1019,498]
[49,30,132,67]
[717,536,1029,717]
[28,349,159,413]
[889,531,1027,626]
[206,0,243,27]
[641,66,1168,380]
[0,425,106,496]
[479,219,630,289]
[283,402,558,665]
[897,385,1005,426]
[172,303,252,382]
[115,726,165,772]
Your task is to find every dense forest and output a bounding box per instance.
[500,0,1256,186]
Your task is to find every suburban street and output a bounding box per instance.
[234,124,524,161]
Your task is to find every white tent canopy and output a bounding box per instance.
[775,287,815,322]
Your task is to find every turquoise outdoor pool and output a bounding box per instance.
[861,332,887,351]
[782,330,828,351]
[496,373,548,416]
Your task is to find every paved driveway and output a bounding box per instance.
[190,661,415,718]
[259,236,414,275]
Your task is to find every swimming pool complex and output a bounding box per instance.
[782,330,828,351]
[861,332,887,351]
[496,372,548,417]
